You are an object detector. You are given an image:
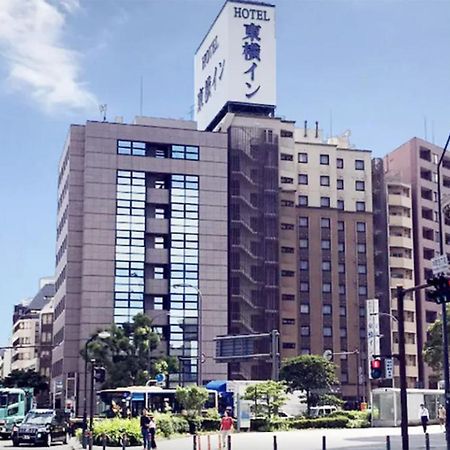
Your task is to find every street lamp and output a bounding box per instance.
[173,283,204,386]
[82,330,110,447]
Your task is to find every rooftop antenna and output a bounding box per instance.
[99,104,107,122]
[140,76,144,116]
[424,116,428,140]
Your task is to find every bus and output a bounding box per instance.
[97,386,218,418]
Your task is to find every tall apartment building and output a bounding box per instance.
[11,279,55,373]
[38,300,54,379]
[277,126,374,401]
[384,137,448,388]
[372,158,418,387]
[52,117,228,411]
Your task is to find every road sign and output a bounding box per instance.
[432,254,449,275]
[323,349,333,361]
[155,373,166,384]
[385,357,394,379]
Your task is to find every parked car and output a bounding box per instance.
[11,409,69,447]
[309,405,338,418]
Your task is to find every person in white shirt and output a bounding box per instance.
[419,404,430,433]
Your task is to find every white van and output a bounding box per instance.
[309,405,337,417]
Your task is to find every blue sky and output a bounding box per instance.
[0,0,449,346]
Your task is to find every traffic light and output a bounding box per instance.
[93,366,106,383]
[427,275,450,304]
[370,358,382,379]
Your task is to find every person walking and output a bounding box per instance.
[419,404,430,433]
[438,404,446,430]
[220,411,234,448]
[140,409,150,450]
[148,413,157,449]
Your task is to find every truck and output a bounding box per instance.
[0,388,34,439]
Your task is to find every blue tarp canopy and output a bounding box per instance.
[205,380,227,392]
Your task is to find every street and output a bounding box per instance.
[0,427,446,450]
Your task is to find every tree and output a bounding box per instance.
[243,381,287,419]
[423,306,450,375]
[280,355,338,415]
[175,385,209,416]
[2,369,49,394]
[84,313,175,388]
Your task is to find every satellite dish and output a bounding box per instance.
[323,349,333,361]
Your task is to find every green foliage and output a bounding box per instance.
[423,307,450,375]
[84,313,177,388]
[175,386,209,416]
[280,355,338,413]
[291,416,350,429]
[315,394,345,408]
[243,381,288,419]
[329,410,370,428]
[2,369,48,394]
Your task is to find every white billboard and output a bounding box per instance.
[194,1,276,130]
[366,298,381,379]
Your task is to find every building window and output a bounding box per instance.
[300,282,309,292]
[171,144,199,160]
[299,239,308,249]
[320,154,330,165]
[358,264,367,274]
[281,270,295,277]
[282,318,296,325]
[355,159,365,170]
[337,200,344,210]
[281,153,293,161]
[356,201,366,212]
[355,180,365,191]
[321,197,330,207]
[299,217,308,227]
[281,246,294,254]
[117,140,146,156]
[337,221,345,231]
[299,195,308,206]
[298,153,308,163]
[359,285,368,295]
[338,263,345,274]
[323,327,332,337]
[323,304,332,315]
[321,218,330,228]
[321,239,331,250]
[322,282,332,293]
[281,223,295,230]
[301,348,311,355]
[300,304,310,314]
[339,284,346,294]
[299,174,308,185]
[282,294,295,301]
[282,343,296,349]
[337,179,344,190]
[300,260,309,270]
[340,306,346,316]
[358,244,366,253]
[340,328,347,338]
[320,176,330,186]
[281,176,294,184]
[322,261,331,271]
[337,158,344,169]
[357,222,366,232]
[281,199,295,207]
[301,326,310,336]
[338,242,345,252]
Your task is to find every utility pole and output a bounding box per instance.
[437,132,450,450]
[397,286,408,450]
[270,330,280,381]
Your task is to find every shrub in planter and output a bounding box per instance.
[291,416,350,429]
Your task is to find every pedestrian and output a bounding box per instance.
[220,411,234,448]
[419,403,430,433]
[438,404,446,430]
[148,413,157,449]
[140,409,150,450]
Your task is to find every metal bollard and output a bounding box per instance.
[102,433,107,450]
[386,435,391,450]
[193,434,198,450]
[227,434,232,450]
[88,431,93,450]
[425,433,430,450]
[273,435,278,450]
[82,431,88,449]
[322,435,326,450]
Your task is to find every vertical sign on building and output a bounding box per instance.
[194,1,276,130]
[366,298,380,379]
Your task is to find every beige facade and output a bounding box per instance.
[11,312,39,372]
[386,180,418,386]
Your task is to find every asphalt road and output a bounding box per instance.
[0,441,71,450]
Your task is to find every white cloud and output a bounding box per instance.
[0,0,97,112]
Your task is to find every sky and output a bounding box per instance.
[0,0,449,346]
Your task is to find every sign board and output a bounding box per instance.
[238,398,251,429]
[384,357,394,380]
[155,373,166,384]
[215,333,273,361]
[366,298,380,379]
[194,1,276,130]
[432,254,449,275]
